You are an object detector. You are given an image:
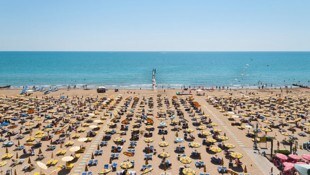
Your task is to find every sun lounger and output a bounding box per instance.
[95,150,103,155]
[66,163,74,169]
[51,159,58,165]
[128,171,136,175]
[112,162,117,171]
[104,164,110,169]
[116,171,124,175]
[82,171,93,175]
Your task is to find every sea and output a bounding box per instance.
[0,52,309,89]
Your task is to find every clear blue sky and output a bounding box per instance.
[0,0,309,51]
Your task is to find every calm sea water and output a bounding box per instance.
[0,52,309,89]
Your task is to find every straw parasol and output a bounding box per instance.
[120,161,133,170]
[89,125,99,129]
[100,168,111,174]
[224,143,236,149]
[159,141,169,147]
[78,137,88,142]
[189,142,201,148]
[218,136,229,141]
[159,152,170,158]
[36,161,48,170]
[113,137,124,144]
[185,128,194,133]
[69,146,81,152]
[231,152,243,159]
[180,156,192,164]
[210,146,222,153]
[197,126,207,130]
[206,138,217,143]
[182,168,196,175]
[144,138,154,143]
[62,156,74,162]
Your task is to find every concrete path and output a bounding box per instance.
[196,97,280,175]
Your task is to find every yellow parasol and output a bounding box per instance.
[120,161,133,170]
[201,131,211,136]
[182,168,196,175]
[189,142,201,148]
[224,143,236,149]
[210,146,222,153]
[218,136,229,141]
[159,152,170,158]
[159,141,169,147]
[206,138,217,143]
[180,156,192,164]
[231,152,243,159]
[144,138,154,143]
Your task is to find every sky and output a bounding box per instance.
[0,0,309,51]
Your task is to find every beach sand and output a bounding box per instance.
[0,88,309,175]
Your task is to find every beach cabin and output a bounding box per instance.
[97,86,107,93]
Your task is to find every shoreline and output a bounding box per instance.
[0,84,305,91]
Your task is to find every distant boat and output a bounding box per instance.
[0,85,10,89]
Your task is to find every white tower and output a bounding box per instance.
[152,69,156,90]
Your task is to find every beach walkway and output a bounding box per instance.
[195,96,280,175]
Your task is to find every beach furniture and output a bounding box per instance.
[140,164,152,171]
[2,141,14,147]
[2,153,13,160]
[116,171,124,175]
[144,154,152,160]
[128,171,136,175]
[88,159,98,166]
[0,161,7,167]
[56,149,66,156]
[46,145,56,151]
[195,161,205,168]
[50,159,58,166]
[100,141,108,147]
[66,163,74,169]
[94,150,103,156]
[112,162,117,171]
[82,172,93,175]
[104,164,110,170]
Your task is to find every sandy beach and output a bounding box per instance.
[0,88,309,175]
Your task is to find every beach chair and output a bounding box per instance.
[51,159,58,166]
[100,141,108,147]
[130,160,135,168]
[104,164,109,169]
[116,171,123,175]
[112,162,117,171]
[128,171,136,175]
[75,153,81,159]
[92,160,98,166]
[46,160,53,166]
[140,165,147,171]
[88,159,93,166]
[94,150,103,156]
[66,163,74,169]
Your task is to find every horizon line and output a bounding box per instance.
[0,50,310,52]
